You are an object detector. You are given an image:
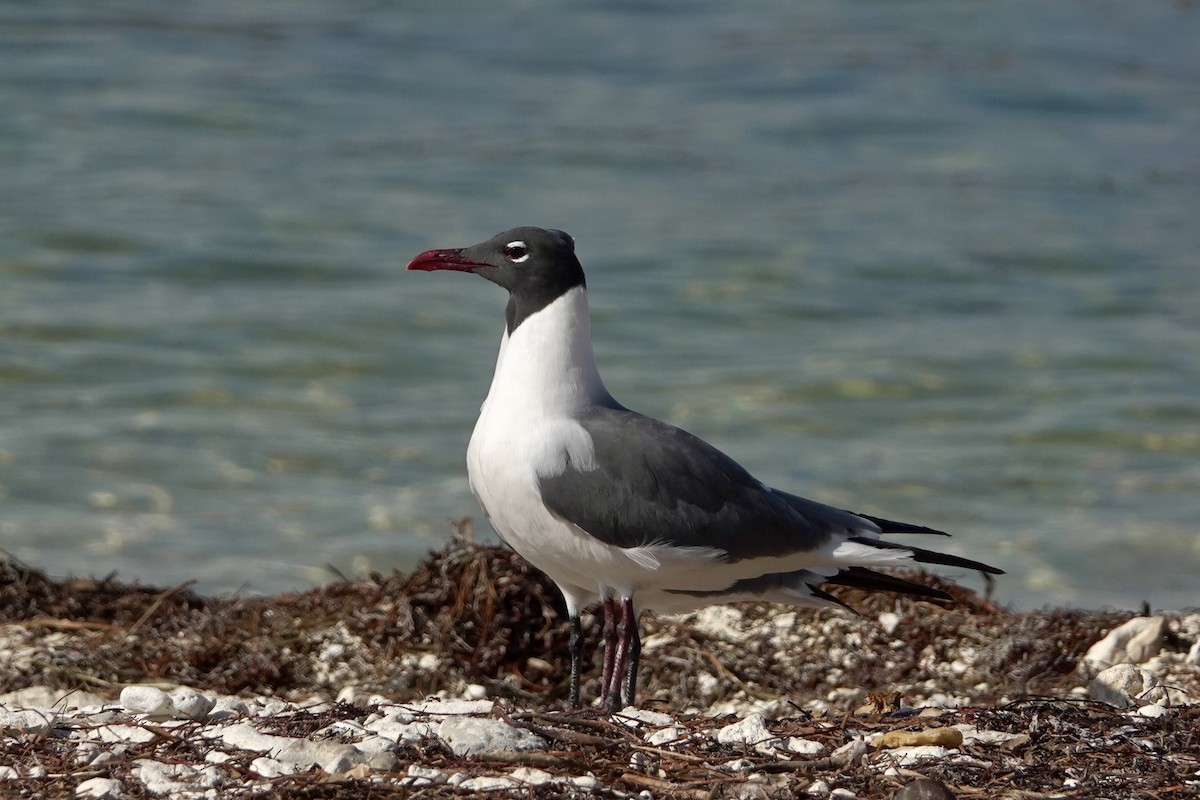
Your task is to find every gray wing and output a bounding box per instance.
[536,406,872,561]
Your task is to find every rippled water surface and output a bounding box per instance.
[2,1,1198,609]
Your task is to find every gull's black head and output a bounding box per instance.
[407,227,586,332]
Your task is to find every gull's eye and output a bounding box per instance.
[503,241,530,262]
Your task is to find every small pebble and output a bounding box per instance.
[407,765,447,784]
[250,757,295,778]
[645,726,683,746]
[786,736,825,756]
[170,688,215,721]
[74,777,124,799]
[1132,704,1169,719]
[716,714,778,753]
[510,767,556,786]
[119,686,173,718]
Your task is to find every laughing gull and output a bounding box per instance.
[408,227,1002,711]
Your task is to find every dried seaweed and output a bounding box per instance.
[3,542,1200,798]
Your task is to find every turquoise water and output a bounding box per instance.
[1,1,1197,609]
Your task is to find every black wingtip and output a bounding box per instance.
[850,536,1005,575]
[823,566,954,602]
[851,512,950,536]
[805,583,860,615]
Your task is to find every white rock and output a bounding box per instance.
[75,742,102,766]
[1132,703,1170,719]
[208,696,249,721]
[0,707,52,736]
[87,746,127,768]
[437,716,547,758]
[786,737,825,756]
[74,777,123,799]
[353,734,397,756]
[459,775,518,791]
[250,757,295,778]
[805,779,831,795]
[1083,617,1166,670]
[719,758,757,772]
[406,765,447,785]
[119,686,173,718]
[220,723,286,753]
[367,750,399,771]
[509,767,556,785]
[616,707,674,727]
[169,688,215,721]
[831,737,869,765]
[335,686,361,704]
[257,700,292,717]
[570,775,601,790]
[830,790,858,799]
[0,766,17,780]
[715,714,778,753]
[645,726,683,746]
[1187,640,1200,666]
[463,683,488,700]
[1090,663,1160,708]
[273,738,366,774]
[878,612,902,636]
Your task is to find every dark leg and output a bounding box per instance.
[603,598,638,712]
[619,601,641,708]
[567,614,583,709]
[599,597,617,706]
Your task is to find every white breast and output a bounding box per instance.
[466,287,631,610]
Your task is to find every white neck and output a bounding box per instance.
[484,286,615,416]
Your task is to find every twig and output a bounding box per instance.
[619,772,714,799]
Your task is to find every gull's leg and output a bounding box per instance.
[567,614,583,709]
[599,596,618,706]
[619,600,641,708]
[604,597,637,712]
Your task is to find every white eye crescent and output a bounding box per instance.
[503,241,530,263]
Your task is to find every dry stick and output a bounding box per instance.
[619,772,714,799]
[20,619,112,632]
[628,744,710,765]
[28,660,118,689]
[511,719,613,748]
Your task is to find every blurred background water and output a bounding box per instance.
[1,1,1197,610]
